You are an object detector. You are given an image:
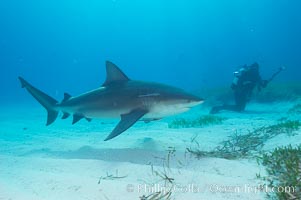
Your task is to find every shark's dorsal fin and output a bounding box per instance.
[102,61,130,86]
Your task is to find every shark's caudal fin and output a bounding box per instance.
[18,77,59,126]
[102,61,130,86]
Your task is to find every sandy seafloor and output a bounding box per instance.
[0,101,300,200]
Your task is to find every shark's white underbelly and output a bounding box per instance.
[61,103,189,120]
[144,105,189,119]
[82,108,131,119]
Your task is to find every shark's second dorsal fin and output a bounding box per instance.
[62,93,72,103]
[102,61,130,86]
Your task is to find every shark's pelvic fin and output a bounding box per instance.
[62,112,70,119]
[102,61,130,86]
[18,77,59,126]
[104,108,148,141]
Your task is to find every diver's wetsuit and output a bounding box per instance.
[210,63,267,114]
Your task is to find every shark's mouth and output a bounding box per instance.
[186,101,203,108]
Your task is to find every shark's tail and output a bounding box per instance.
[18,77,59,125]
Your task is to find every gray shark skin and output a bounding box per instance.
[19,61,204,141]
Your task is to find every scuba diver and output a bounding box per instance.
[210,63,285,114]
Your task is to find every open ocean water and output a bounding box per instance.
[0,1,301,200]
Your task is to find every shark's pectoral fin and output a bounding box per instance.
[104,108,148,141]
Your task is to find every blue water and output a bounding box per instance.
[1,1,301,199]
[1,0,300,104]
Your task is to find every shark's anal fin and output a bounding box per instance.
[104,108,148,141]
[72,114,92,124]
[72,114,84,125]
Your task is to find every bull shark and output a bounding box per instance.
[19,61,203,141]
